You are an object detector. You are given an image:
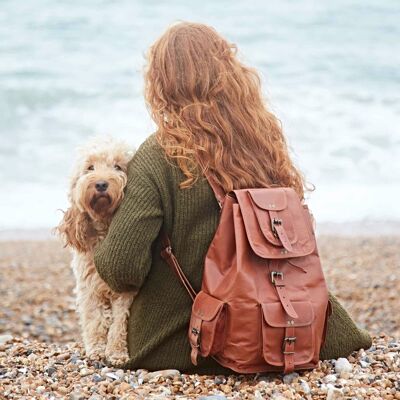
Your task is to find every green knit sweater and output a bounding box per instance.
[94,134,371,374]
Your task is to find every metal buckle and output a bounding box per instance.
[270,271,284,285]
[271,217,282,237]
[191,328,200,335]
[191,327,201,348]
[164,246,172,255]
[282,336,297,352]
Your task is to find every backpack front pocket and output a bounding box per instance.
[261,301,315,367]
[189,291,226,359]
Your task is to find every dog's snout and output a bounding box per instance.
[95,180,109,192]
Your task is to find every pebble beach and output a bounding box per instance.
[0,235,399,399]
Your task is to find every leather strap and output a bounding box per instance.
[269,210,293,252]
[188,317,202,365]
[191,346,199,365]
[160,233,203,365]
[160,233,196,301]
[160,169,225,299]
[269,261,299,319]
[160,169,225,364]
[203,170,225,209]
[283,326,296,374]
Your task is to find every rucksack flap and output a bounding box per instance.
[234,188,315,258]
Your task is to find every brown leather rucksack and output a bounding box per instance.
[161,175,330,374]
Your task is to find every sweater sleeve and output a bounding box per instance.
[94,142,164,293]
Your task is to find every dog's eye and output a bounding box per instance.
[87,165,94,171]
[114,165,122,171]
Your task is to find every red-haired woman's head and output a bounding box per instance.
[145,22,305,198]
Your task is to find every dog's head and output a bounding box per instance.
[56,136,134,252]
[71,137,133,220]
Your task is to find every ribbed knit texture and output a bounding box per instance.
[94,134,372,373]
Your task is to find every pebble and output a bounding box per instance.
[58,387,69,395]
[70,392,84,400]
[46,366,57,376]
[199,396,227,400]
[257,375,271,383]
[142,369,181,382]
[323,374,337,383]
[115,369,125,378]
[101,366,111,375]
[214,375,226,384]
[283,372,299,384]
[335,358,353,374]
[88,395,102,400]
[28,353,38,361]
[79,368,92,377]
[300,380,311,394]
[119,382,132,392]
[254,390,264,400]
[36,385,46,394]
[56,352,70,361]
[221,384,232,394]
[271,393,288,400]
[105,372,119,380]
[92,373,104,382]
[326,387,344,400]
[360,360,370,368]
[0,334,13,345]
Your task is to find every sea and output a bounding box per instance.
[1,0,399,230]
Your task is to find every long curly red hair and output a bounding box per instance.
[145,22,306,199]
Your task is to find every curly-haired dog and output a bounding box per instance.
[56,136,135,365]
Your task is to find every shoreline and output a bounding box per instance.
[1,220,400,241]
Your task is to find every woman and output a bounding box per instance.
[94,22,371,374]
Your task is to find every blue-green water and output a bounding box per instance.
[1,0,399,228]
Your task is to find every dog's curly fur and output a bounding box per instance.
[56,136,135,365]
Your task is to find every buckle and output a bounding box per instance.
[163,246,172,255]
[270,271,284,285]
[271,217,282,237]
[282,336,296,352]
[190,327,201,348]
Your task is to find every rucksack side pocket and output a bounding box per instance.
[261,301,316,367]
[189,291,226,364]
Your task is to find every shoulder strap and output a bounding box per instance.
[160,172,225,300]
[161,232,196,301]
[203,172,226,209]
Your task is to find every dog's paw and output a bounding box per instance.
[86,346,106,361]
[105,350,130,366]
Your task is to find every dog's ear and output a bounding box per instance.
[55,205,93,253]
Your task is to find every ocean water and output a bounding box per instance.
[0,0,399,229]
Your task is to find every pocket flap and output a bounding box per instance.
[262,301,315,327]
[192,291,224,321]
[234,187,315,259]
[248,189,287,211]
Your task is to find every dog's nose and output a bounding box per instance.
[95,180,109,192]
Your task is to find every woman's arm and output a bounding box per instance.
[94,147,163,293]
